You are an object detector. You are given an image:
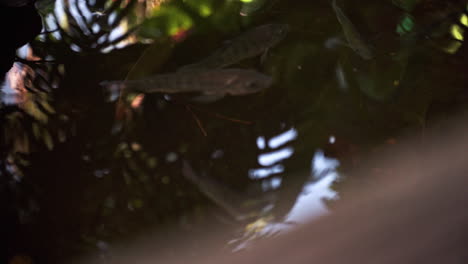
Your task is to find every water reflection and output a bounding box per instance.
[2,0,468,262]
[230,149,339,251]
[284,151,339,222]
[48,0,142,52]
[222,127,340,251]
[268,128,298,148]
[249,165,284,179]
[250,129,295,181]
[258,147,294,166]
[0,44,67,163]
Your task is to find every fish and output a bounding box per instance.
[331,0,373,60]
[178,23,289,71]
[100,68,273,96]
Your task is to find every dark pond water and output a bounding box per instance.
[1,0,468,263]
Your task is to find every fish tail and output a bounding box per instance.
[100,80,132,122]
[178,63,199,72]
[101,80,147,93]
[100,80,126,92]
[331,0,337,9]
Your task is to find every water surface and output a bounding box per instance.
[2,0,468,263]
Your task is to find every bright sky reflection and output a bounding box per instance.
[249,164,284,179]
[312,150,340,179]
[258,147,294,166]
[261,177,282,191]
[285,150,339,223]
[233,149,339,251]
[69,0,91,34]
[285,171,338,223]
[257,136,266,149]
[268,128,298,149]
[53,0,134,53]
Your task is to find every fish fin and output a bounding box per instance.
[260,48,270,64]
[190,94,225,103]
[225,76,238,85]
[335,60,349,91]
[325,35,349,49]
